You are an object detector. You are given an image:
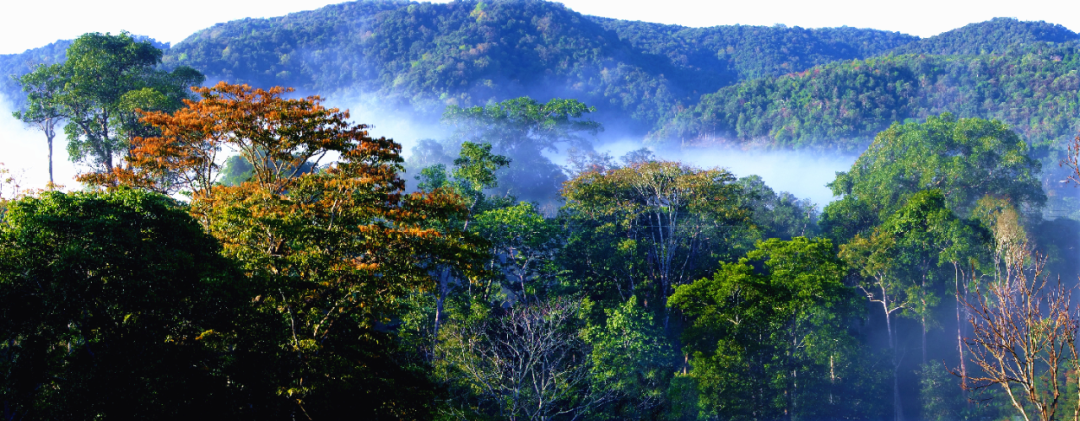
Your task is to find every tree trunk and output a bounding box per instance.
[431,267,451,359]
[921,314,927,366]
[954,263,968,405]
[883,300,904,421]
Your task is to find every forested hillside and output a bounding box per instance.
[160,0,915,130]
[660,45,1080,150]
[3,1,1076,148]
[888,17,1079,56]
[2,0,912,133]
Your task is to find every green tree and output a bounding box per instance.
[827,113,1044,227]
[473,201,565,303]
[0,189,250,420]
[443,96,601,204]
[736,175,819,240]
[11,64,66,185]
[669,237,876,420]
[562,160,750,331]
[31,32,204,175]
[582,296,671,420]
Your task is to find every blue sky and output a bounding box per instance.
[0,0,1077,54]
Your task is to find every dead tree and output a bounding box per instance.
[959,247,1078,421]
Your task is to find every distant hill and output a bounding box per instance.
[591,18,915,84]
[888,17,1079,56]
[0,36,170,107]
[160,0,913,130]
[2,0,1078,150]
[0,40,70,106]
[658,44,1080,151]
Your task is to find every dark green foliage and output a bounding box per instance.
[145,0,911,132]
[0,189,249,420]
[594,18,915,86]
[0,36,171,109]
[827,113,1044,225]
[889,17,1079,56]
[660,46,1080,150]
[669,237,885,420]
[737,175,819,240]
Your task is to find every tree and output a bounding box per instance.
[669,237,876,420]
[443,96,601,204]
[25,32,205,177]
[959,246,1078,421]
[443,97,601,154]
[582,296,670,420]
[840,222,910,421]
[562,160,750,330]
[11,64,66,185]
[103,82,476,418]
[473,201,564,305]
[825,113,1044,240]
[410,141,511,360]
[736,175,819,240]
[0,189,250,420]
[437,297,612,421]
[1064,135,1080,187]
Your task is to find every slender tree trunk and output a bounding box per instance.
[921,314,927,366]
[432,267,450,359]
[883,298,904,421]
[47,132,54,185]
[954,263,968,404]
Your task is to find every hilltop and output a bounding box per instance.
[1,1,1077,149]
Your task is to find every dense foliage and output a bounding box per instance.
[6,6,1080,421]
[887,17,1079,56]
[660,46,1080,150]
[3,2,1078,151]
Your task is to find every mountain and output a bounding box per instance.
[659,22,1080,151]
[161,0,914,130]
[590,18,915,83]
[0,40,70,107]
[2,0,1078,150]
[888,17,1079,56]
[0,0,917,131]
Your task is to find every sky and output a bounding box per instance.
[0,0,1076,199]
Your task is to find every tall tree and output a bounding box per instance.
[562,160,750,330]
[670,237,876,420]
[11,64,66,185]
[824,112,1044,240]
[840,223,911,421]
[442,96,601,203]
[24,32,205,177]
[101,82,477,418]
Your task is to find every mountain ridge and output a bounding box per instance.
[2,0,1078,150]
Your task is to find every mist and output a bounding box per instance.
[331,93,449,161]
[579,139,859,207]
[0,93,80,192]
[0,83,860,210]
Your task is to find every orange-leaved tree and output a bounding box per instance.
[89,82,485,418]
